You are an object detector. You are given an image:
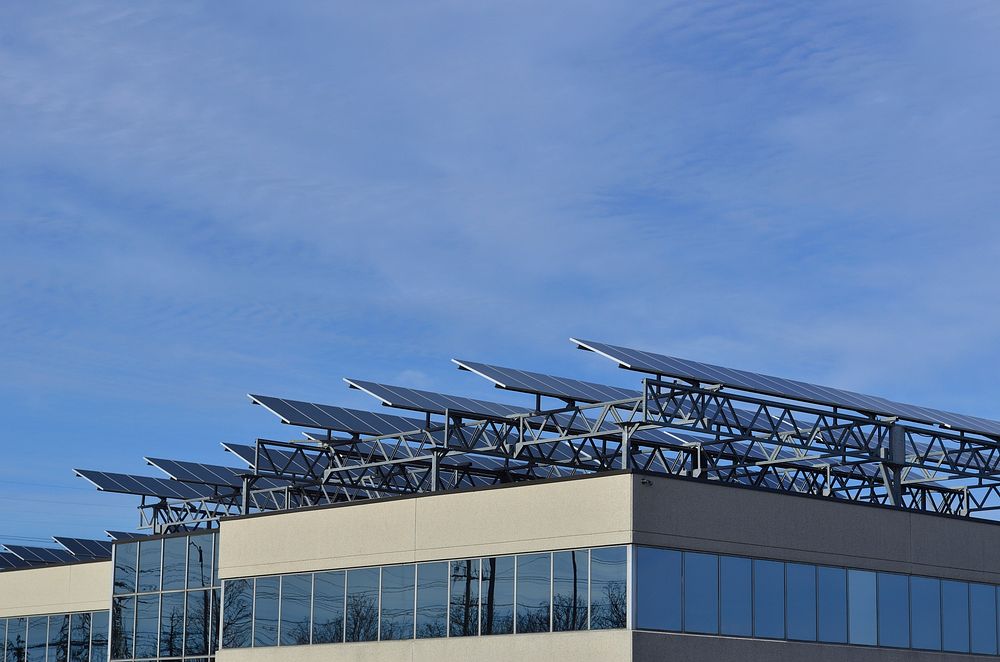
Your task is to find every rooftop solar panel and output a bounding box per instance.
[249,395,428,435]
[572,338,1000,438]
[145,457,290,491]
[105,531,146,541]
[52,537,112,559]
[0,551,32,570]
[345,379,529,419]
[2,545,77,564]
[75,469,219,500]
[453,359,640,404]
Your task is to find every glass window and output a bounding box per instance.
[159,592,185,657]
[847,569,876,646]
[187,535,213,590]
[345,568,379,643]
[221,579,253,649]
[635,547,681,631]
[26,617,46,662]
[312,571,345,644]
[111,596,134,660]
[185,590,211,656]
[553,550,588,632]
[942,580,970,653]
[720,556,751,636]
[211,588,221,655]
[89,613,108,662]
[877,572,909,648]
[481,557,515,635]
[279,574,312,646]
[753,560,784,639]
[415,562,448,639]
[46,615,67,662]
[910,576,941,651]
[253,576,279,647]
[684,552,718,634]
[113,543,138,595]
[136,540,161,594]
[786,563,816,641]
[590,547,627,630]
[69,614,90,662]
[515,554,550,634]
[817,566,846,643]
[380,565,415,641]
[971,584,997,655]
[161,537,186,591]
[8,617,27,662]
[134,594,159,658]
[449,559,480,637]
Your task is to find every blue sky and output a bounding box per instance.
[2,1,1000,541]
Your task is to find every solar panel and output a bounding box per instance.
[453,359,640,404]
[105,531,146,541]
[249,395,428,434]
[345,379,529,418]
[53,537,112,559]
[0,551,32,569]
[75,469,219,500]
[2,545,77,564]
[145,457,290,491]
[572,338,1000,438]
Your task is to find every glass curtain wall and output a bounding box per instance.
[0,612,108,662]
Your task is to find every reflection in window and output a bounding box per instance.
[942,580,970,653]
[817,566,846,643]
[187,536,213,590]
[684,552,718,634]
[553,551,588,632]
[312,571,345,644]
[221,579,253,649]
[345,568,379,643]
[720,556,751,637]
[753,560,784,639]
[786,563,816,641]
[158,592,184,657]
[449,559,480,637]
[111,597,134,660]
[160,537,186,592]
[27,616,47,662]
[252,577,279,647]
[910,576,941,651]
[69,613,90,662]
[133,595,159,659]
[380,565,415,641]
[635,547,680,631]
[8,617,28,662]
[279,574,312,646]
[481,557,515,635]
[114,544,138,595]
[137,540,161,594]
[848,570,876,646]
[590,547,626,630]
[47,614,68,662]
[877,573,908,648]
[971,583,997,655]
[184,590,211,656]
[516,554,551,634]
[415,562,448,639]
[90,613,108,662]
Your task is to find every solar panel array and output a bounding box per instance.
[0,552,31,570]
[345,379,528,418]
[454,359,640,403]
[2,545,77,564]
[249,394,427,434]
[145,457,291,491]
[53,537,113,559]
[75,469,219,500]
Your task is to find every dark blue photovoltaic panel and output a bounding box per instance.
[223,443,331,477]
[453,359,640,404]
[249,395,427,434]
[573,338,1000,437]
[75,469,218,500]
[2,545,77,564]
[145,457,290,491]
[0,551,33,569]
[53,537,112,559]
[106,531,146,541]
[345,379,529,418]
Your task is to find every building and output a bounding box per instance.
[4,338,1000,661]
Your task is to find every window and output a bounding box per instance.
[345,568,379,643]
[311,571,345,644]
[786,563,816,641]
[134,595,159,658]
[449,559,480,637]
[910,576,941,651]
[184,590,211,656]
[379,565,414,641]
[817,566,846,643]
[279,574,312,646]
[26,617,47,662]
[221,579,252,649]
[515,554,551,634]
[252,577,279,647]
[90,613,108,662]
[847,570,876,646]
[589,547,627,630]
[46,615,67,662]
[719,556,751,636]
[137,540,161,594]
[161,537,186,592]
[480,557,514,635]
[635,547,680,631]
[942,580,970,653]
[753,560,784,639]
[970,584,997,655]
[8,617,27,662]
[877,572,909,648]
[159,592,185,657]
[684,552,718,634]
[186,536,213,590]
[111,597,134,660]
[415,562,448,639]
[114,544,138,595]
[552,550,588,631]
[69,613,90,662]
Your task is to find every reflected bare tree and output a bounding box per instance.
[591,581,626,629]
[345,594,379,642]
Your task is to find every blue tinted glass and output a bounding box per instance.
[450,559,480,636]
[279,574,312,646]
[753,560,784,639]
[847,570,876,645]
[720,556,751,636]
[817,566,846,643]
[553,550,588,632]
[46,615,67,662]
[590,547,627,630]
[683,552,718,634]
[416,562,448,638]
[113,543,137,595]
[89,613,107,662]
[380,565,415,641]
[970,584,997,655]
[786,563,816,641]
[877,573,909,648]
[187,535,213,590]
[516,554,550,634]
[134,594,159,658]
[8,617,27,662]
[159,592,185,657]
[221,579,253,649]
[910,576,941,650]
[942,580,970,653]
[69,613,90,662]
[161,537,186,591]
[253,576,279,647]
[481,557,514,635]
[311,571,345,644]
[137,539,161,593]
[111,597,134,660]
[185,590,211,656]
[635,547,681,631]
[26,618,46,662]
[345,568,379,643]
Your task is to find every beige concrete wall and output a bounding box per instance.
[217,630,630,662]
[219,473,632,579]
[0,561,110,617]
